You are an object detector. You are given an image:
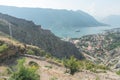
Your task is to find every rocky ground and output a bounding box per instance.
[0,56,120,80]
[25,57,120,80]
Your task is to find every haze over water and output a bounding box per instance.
[56,26,120,38]
[0,0,120,38]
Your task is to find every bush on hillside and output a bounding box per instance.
[8,58,40,80]
[63,56,79,75]
[28,61,39,68]
[0,44,8,53]
[116,70,120,75]
[26,49,35,55]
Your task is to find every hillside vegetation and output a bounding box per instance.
[0,31,49,63]
[0,13,83,59]
[0,28,120,80]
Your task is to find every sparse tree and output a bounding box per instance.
[63,56,79,75]
[9,58,40,80]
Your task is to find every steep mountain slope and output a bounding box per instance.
[0,13,83,59]
[0,31,48,59]
[0,5,105,37]
[0,36,120,80]
[103,15,120,26]
[0,29,120,80]
[70,28,120,68]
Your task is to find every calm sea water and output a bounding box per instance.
[53,26,120,38]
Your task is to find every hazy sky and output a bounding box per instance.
[0,0,119,19]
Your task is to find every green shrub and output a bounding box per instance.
[28,61,39,68]
[86,63,95,70]
[26,49,35,55]
[0,44,8,53]
[96,65,108,70]
[32,48,46,57]
[50,76,58,80]
[95,76,100,80]
[116,70,120,75]
[45,65,52,69]
[45,53,52,58]
[78,60,108,73]
[9,58,40,80]
[63,56,79,75]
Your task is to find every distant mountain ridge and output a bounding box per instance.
[103,15,120,26]
[0,5,106,37]
[0,13,83,59]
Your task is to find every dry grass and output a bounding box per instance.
[0,34,41,50]
[0,36,24,48]
[0,66,8,76]
[25,57,120,80]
